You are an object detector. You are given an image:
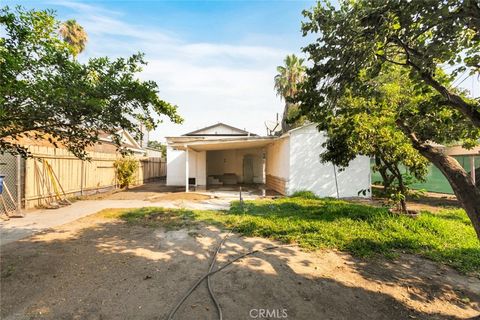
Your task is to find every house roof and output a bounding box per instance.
[183,123,257,136]
[8,129,145,154]
[98,129,143,151]
[167,122,320,152]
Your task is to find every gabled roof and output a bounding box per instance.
[183,122,257,136]
[98,129,143,151]
[8,129,145,154]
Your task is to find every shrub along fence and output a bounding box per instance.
[0,145,166,212]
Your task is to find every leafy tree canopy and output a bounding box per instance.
[274,54,307,132]
[300,0,480,237]
[301,0,480,127]
[0,6,182,159]
[315,65,449,211]
[59,19,87,58]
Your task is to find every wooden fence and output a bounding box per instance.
[23,146,166,209]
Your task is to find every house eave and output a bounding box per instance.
[168,136,275,151]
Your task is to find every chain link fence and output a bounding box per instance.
[372,155,479,194]
[0,153,24,216]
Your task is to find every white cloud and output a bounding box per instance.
[50,0,295,140]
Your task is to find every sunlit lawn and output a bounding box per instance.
[99,193,480,276]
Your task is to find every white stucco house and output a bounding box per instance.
[166,122,371,198]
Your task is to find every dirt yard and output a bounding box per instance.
[1,212,479,320]
[83,183,278,203]
[84,183,189,201]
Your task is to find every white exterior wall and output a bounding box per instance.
[266,137,290,180]
[288,124,371,198]
[166,146,206,186]
[166,123,370,194]
[166,146,185,186]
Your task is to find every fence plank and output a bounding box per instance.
[22,147,166,209]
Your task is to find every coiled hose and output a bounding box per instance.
[165,235,289,320]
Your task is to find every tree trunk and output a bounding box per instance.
[390,162,408,214]
[416,143,480,239]
[281,102,290,133]
[396,171,408,214]
[375,156,394,193]
[396,121,480,238]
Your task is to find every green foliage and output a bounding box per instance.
[113,157,139,189]
[274,54,307,131]
[383,172,426,211]
[303,65,433,212]
[147,140,166,158]
[105,197,480,275]
[274,54,306,100]
[298,0,479,185]
[0,6,183,159]
[290,190,318,199]
[59,19,87,58]
[301,0,480,126]
[285,104,308,129]
[298,0,480,218]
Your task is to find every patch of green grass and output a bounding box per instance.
[290,190,319,199]
[97,207,196,230]
[99,197,480,275]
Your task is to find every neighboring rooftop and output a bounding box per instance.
[8,129,145,154]
[183,123,257,137]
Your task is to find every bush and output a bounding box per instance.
[113,157,139,189]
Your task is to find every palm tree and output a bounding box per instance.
[59,19,88,58]
[274,54,306,132]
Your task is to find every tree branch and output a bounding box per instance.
[393,38,480,128]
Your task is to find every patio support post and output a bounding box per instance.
[185,146,189,192]
[262,148,266,184]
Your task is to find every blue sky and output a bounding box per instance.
[5,0,317,140]
[5,1,478,141]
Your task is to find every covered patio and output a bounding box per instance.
[166,136,275,192]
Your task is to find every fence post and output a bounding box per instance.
[16,155,22,210]
[24,158,32,209]
[80,160,84,196]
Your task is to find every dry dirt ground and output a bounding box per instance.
[83,183,278,203]
[352,195,461,213]
[83,183,191,201]
[1,213,479,320]
[91,183,460,213]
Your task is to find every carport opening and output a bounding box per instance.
[206,149,265,188]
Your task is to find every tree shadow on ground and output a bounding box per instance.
[0,212,479,320]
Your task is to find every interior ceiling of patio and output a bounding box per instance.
[171,138,274,152]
